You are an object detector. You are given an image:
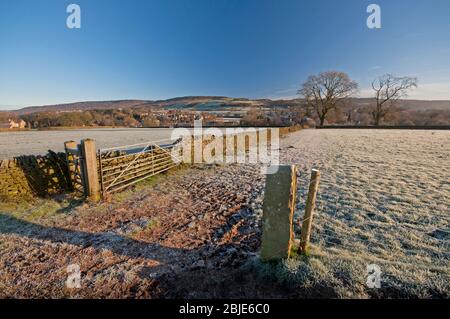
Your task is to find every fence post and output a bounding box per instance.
[300,169,321,254]
[64,141,77,191]
[260,165,297,261]
[80,139,101,202]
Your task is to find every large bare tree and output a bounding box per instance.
[371,74,418,125]
[298,71,358,126]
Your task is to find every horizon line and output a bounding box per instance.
[3,96,450,112]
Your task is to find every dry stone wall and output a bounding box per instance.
[0,151,71,198]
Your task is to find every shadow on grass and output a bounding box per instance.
[0,210,299,298]
[0,209,391,298]
[0,213,188,266]
[54,197,85,214]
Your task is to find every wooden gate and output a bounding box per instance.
[64,141,86,197]
[98,138,183,196]
[64,138,182,200]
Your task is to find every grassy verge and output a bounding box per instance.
[0,163,189,222]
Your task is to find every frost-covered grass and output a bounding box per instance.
[278,129,450,298]
[0,128,448,298]
[0,128,178,158]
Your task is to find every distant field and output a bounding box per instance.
[0,127,269,159]
[0,128,179,159]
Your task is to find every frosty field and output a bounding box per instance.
[0,128,177,159]
[0,128,448,298]
[281,129,450,297]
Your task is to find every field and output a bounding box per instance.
[0,129,448,298]
[0,128,177,159]
[281,129,449,297]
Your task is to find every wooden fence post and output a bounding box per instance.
[80,139,101,202]
[64,141,77,191]
[300,169,321,254]
[260,165,297,261]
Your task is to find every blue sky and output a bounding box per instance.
[1,0,450,109]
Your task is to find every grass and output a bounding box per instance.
[146,218,159,231]
[0,128,30,132]
[0,129,448,298]
[0,197,61,220]
[35,125,127,131]
[102,164,188,203]
[0,163,189,222]
[279,129,450,298]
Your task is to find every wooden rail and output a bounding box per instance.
[99,139,182,196]
[64,138,182,201]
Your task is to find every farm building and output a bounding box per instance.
[8,119,27,129]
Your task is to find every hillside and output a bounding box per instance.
[14,100,153,115]
[388,99,450,110]
[12,97,272,115]
[10,97,450,115]
[5,97,450,128]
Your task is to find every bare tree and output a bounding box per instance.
[371,74,418,125]
[298,71,358,126]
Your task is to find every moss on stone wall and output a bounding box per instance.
[0,151,71,198]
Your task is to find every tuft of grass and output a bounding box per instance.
[24,201,63,221]
[135,175,161,189]
[289,241,301,258]
[146,218,159,231]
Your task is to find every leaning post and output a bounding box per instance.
[300,169,321,254]
[80,139,101,202]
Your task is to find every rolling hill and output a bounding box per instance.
[8,96,450,115]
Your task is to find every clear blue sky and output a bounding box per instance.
[1,0,450,109]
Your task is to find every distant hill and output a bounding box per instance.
[14,100,153,115]
[12,97,268,114]
[9,96,450,115]
[387,99,450,110]
[352,98,450,110]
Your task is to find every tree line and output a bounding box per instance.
[5,70,449,128]
[298,71,419,126]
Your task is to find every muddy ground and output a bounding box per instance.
[1,163,273,298]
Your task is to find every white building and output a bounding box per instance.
[8,119,27,129]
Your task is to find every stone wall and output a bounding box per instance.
[0,125,303,199]
[279,124,302,136]
[0,151,71,198]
